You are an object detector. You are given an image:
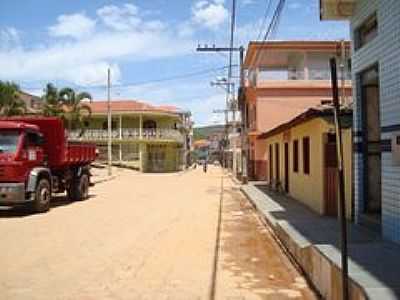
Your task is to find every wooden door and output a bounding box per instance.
[284,143,289,193]
[275,143,280,184]
[364,85,381,213]
[324,137,338,216]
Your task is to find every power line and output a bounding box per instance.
[255,0,273,41]
[248,0,286,70]
[18,65,238,91]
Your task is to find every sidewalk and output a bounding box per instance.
[241,182,400,300]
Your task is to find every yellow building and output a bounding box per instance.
[259,107,353,219]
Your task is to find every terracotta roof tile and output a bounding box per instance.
[87,100,181,114]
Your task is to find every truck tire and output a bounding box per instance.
[68,173,90,201]
[31,178,51,213]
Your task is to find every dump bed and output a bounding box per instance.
[0,117,96,168]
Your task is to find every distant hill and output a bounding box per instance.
[193,124,225,141]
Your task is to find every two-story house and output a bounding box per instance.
[69,100,191,173]
[320,0,400,243]
[242,40,352,180]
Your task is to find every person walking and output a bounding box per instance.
[203,159,208,173]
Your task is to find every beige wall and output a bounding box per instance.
[265,117,352,219]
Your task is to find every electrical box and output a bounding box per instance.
[392,133,400,166]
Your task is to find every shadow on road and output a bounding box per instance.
[0,194,96,218]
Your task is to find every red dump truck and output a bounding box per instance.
[0,117,96,212]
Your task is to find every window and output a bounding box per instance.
[24,132,43,148]
[0,131,19,154]
[303,137,310,175]
[355,13,378,50]
[293,140,299,173]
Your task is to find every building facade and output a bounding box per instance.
[259,107,353,219]
[321,0,400,242]
[69,100,191,173]
[243,41,352,180]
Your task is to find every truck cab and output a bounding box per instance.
[0,118,96,213]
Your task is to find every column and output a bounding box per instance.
[139,114,143,139]
[119,115,122,162]
[139,114,143,171]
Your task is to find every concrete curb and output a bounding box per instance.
[240,184,400,300]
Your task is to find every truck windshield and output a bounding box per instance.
[0,131,19,154]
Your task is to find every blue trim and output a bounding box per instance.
[382,124,400,133]
[353,140,392,153]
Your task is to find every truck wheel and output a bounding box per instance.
[68,174,89,201]
[32,178,51,213]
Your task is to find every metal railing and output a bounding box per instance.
[253,68,352,83]
[69,128,184,143]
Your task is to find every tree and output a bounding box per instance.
[58,87,92,132]
[0,81,26,116]
[42,83,62,117]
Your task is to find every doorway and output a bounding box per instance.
[284,142,289,193]
[275,143,280,186]
[361,65,381,224]
[324,134,338,217]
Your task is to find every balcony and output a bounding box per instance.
[249,68,352,89]
[69,128,184,143]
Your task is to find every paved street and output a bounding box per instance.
[0,166,317,300]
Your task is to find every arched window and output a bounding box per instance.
[143,120,157,129]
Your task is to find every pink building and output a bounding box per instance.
[243,41,352,180]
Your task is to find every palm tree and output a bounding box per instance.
[0,81,26,116]
[42,83,63,117]
[58,87,92,133]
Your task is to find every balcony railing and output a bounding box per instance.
[69,128,184,143]
[251,68,352,86]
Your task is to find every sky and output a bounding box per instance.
[0,0,350,126]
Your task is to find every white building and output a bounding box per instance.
[320,0,400,243]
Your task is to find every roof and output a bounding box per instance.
[87,100,181,115]
[244,40,351,68]
[17,91,42,113]
[257,106,353,140]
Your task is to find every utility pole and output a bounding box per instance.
[340,40,347,106]
[239,47,248,183]
[330,57,349,300]
[197,45,245,176]
[107,68,112,176]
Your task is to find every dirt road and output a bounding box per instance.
[0,166,317,299]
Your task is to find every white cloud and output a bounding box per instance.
[0,27,21,50]
[0,4,193,86]
[192,0,229,30]
[48,13,96,39]
[97,4,142,31]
